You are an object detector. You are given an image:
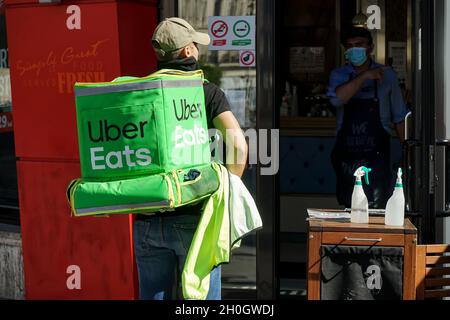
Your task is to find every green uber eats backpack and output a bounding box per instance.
[67,69,220,217]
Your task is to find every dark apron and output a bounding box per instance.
[331,78,391,209]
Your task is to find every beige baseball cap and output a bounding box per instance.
[152,17,210,59]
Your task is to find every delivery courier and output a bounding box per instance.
[66,17,262,300]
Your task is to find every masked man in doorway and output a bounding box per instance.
[132,18,248,300]
[327,27,409,209]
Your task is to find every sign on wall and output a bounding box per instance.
[239,50,256,68]
[0,67,11,106]
[0,112,13,133]
[208,16,255,51]
[289,47,325,74]
[0,15,12,133]
[388,42,407,82]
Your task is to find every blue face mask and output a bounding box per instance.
[345,47,368,67]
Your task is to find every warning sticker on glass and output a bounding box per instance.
[208,16,255,51]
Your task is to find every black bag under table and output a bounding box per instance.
[321,245,404,300]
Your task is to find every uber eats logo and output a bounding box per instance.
[87,119,152,171]
[84,96,207,172]
[172,98,208,149]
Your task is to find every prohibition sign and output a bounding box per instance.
[211,20,228,38]
[240,50,255,66]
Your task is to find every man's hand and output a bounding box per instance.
[336,67,390,104]
[360,67,389,82]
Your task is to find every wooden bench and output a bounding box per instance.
[415,244,450,299]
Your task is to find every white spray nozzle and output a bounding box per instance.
[354,166,372,185]
[396,168,403,187]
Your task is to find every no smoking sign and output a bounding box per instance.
[211,20,228,38]
[208,16,255,51]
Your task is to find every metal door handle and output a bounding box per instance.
[344,237,383,242]
[404,111,412,140]
[437,140,450,211]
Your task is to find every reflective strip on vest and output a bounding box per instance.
[74,200,170,216]
[75,79,203,97]
[172,170,182,205]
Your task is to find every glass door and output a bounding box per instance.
[424,0,450,244]
[442,0,450,244]
[407,0,450,244]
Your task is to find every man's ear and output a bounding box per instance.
[180,45,192,58]
[368,44,375,54]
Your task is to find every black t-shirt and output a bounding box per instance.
[158,56,231,129]
[203,81,231,128]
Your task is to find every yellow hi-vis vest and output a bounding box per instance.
[182,162,263,299]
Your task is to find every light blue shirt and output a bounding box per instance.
[327,61,409,134]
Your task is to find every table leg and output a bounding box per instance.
[403,233,417,300]
[307,231,322,300]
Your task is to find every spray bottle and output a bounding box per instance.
[351,166,372,224]
[385,168,405,226]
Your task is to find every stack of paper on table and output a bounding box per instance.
[307,208,386,220]
[307,209,351,220]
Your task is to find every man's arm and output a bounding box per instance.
[212,111,248,178]
[335,68,387,104]
[395,121,406,143]
[388,68,409,144]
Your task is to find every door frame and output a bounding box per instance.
[256,0,280,300]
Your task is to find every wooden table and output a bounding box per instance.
[307,217,418,300]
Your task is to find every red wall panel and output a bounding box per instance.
[17,160,135,299]
[5,0,159,299]
[6,2,121,160]
[6,0,158,160]
[117,1,158,77]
